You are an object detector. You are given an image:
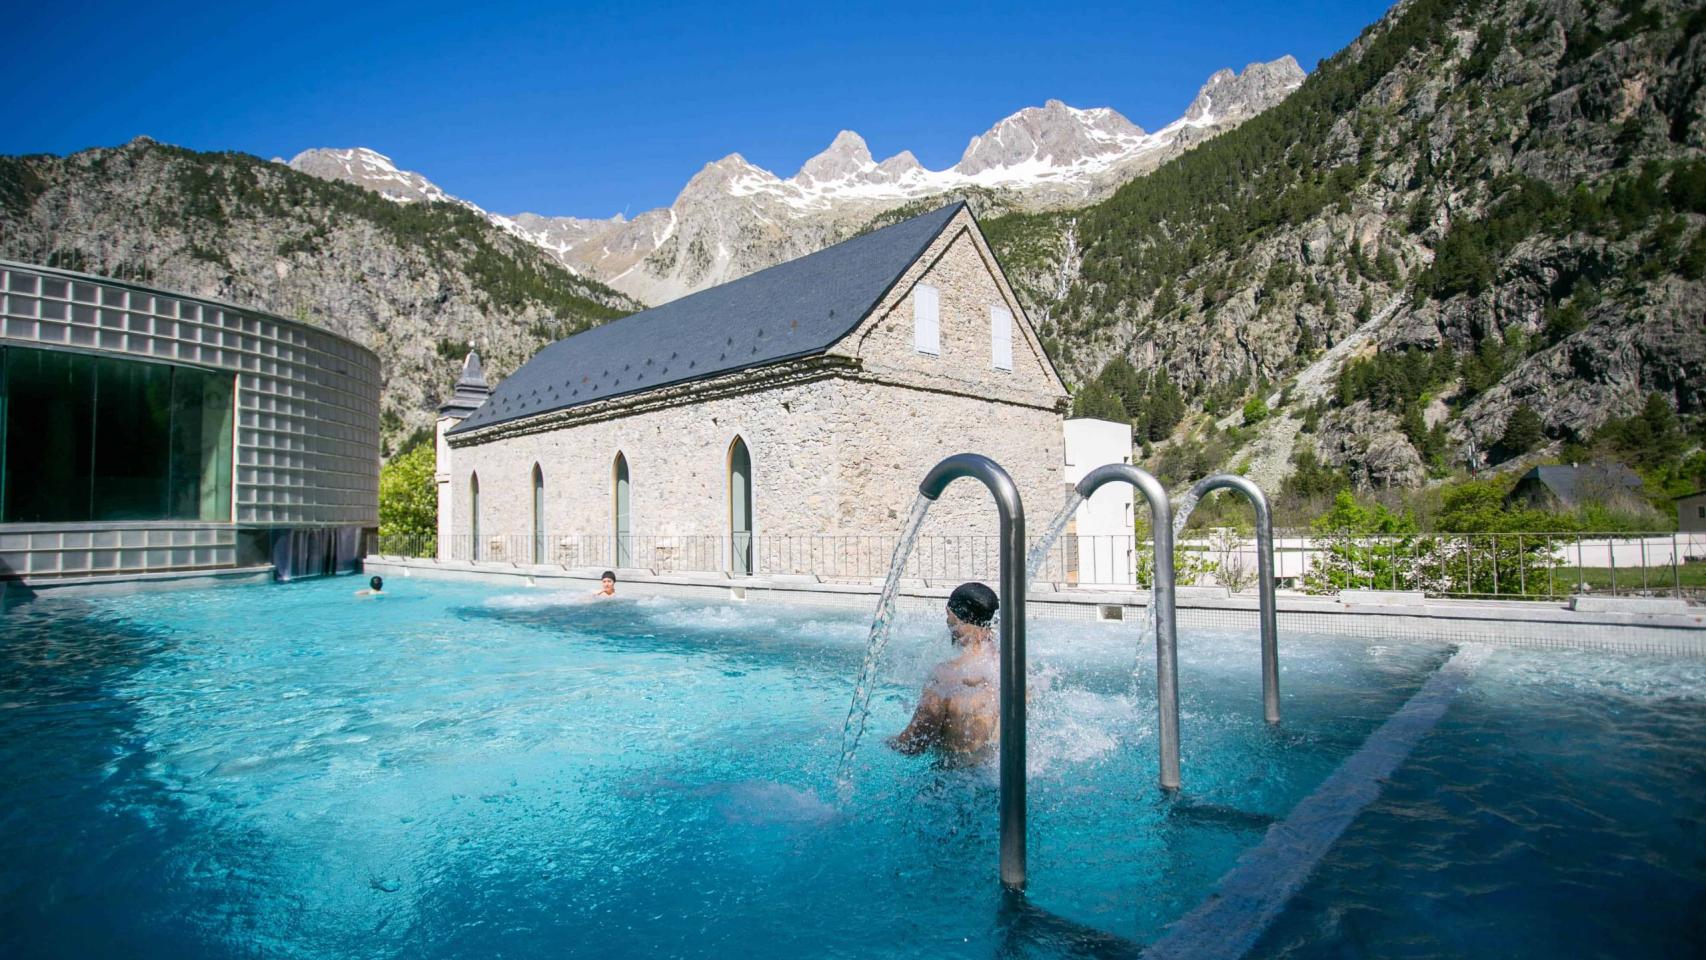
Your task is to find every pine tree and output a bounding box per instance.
[1493,404,1544,462]
[1148,370,1186,440]
[1072,380,1129,422]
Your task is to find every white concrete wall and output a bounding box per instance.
[1062,418,1136,586]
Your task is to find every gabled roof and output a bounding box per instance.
[1515,462,1642,501]
[449,202,966,435]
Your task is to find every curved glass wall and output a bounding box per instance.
[0,345,233,522]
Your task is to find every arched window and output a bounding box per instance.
[469,472,481,562]
[531,464,545,564]
[613,452,631,568]
[729,437,753,576]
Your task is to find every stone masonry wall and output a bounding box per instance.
[444,374,1064,574]
[834,206,1064,406]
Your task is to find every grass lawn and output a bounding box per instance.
[1547,562,1706,594]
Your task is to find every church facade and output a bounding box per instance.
[435,202,1071,575]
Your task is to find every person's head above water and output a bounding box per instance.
[369,576,383,592]
[599,571,616,594]
[946,582,998,629]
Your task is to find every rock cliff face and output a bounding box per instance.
[0,139,640,453]
[987,0,1706,488]
[287,59,1305,305]
[1315,401,1427,488]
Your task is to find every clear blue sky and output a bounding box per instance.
[3,0,1394,218]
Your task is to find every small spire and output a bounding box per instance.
[458,351,488,390]
[439,350,492,418]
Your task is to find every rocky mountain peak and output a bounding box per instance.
[679,153,777,198]
[287,147,467,207]
[795,130,875,183]
[955,99,1147,176]
[872,150,925,182]
[1182,55,1306,124]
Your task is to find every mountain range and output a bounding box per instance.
[286,56,1305,305]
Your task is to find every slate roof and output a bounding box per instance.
[449,202,966,435]
[1514,463,1642,502]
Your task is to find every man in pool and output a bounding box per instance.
[887,582,1000,758]
[594,570,617,598]
[355,575,384,598]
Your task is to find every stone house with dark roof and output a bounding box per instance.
[1505,462,1645,513]
[433,203,1070,573]
[1679,490,1706,533]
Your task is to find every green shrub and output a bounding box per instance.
[379,442,437,543]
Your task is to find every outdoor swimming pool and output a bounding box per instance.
[1,577,1701,958]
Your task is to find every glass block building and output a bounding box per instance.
[0,260,381,587]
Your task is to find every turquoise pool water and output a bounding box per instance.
[0,577,1701,958]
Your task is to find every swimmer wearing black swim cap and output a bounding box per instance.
[888,582,1001,757]
[946,581,998,629]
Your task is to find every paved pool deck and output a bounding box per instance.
[364,556,1706,657]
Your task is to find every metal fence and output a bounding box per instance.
[369,530,1706,601]
[1265,530,1706,601]
[371,531,1136,585]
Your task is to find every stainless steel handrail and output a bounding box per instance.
[1185,474,1281,724]
[1074,464,1182,791]
[918,453,1028,891]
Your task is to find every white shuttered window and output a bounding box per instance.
[913,284,940,355]
[990,305,1013,371]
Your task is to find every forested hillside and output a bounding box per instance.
[0,138,640,452]
[987,0,1706,517]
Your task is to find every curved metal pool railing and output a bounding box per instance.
[1185,473,1281,725]
[917,453,1029,890]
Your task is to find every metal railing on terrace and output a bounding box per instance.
[372,532,1138,586]
[368,530,1706,602]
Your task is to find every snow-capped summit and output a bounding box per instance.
[872,150,925,183]
[287,147,470,208]
[795,131,877,184]
[955,100,1148,177]
[682,153,781,197]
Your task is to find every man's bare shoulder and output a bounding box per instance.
[930,657,996,694]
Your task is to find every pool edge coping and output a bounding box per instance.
[363,556,1706,657]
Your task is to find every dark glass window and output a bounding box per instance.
[1,346,233,523]
[90,355,173,519]
[1,348,95,521]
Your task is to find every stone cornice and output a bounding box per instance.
[843,363,1069,413]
